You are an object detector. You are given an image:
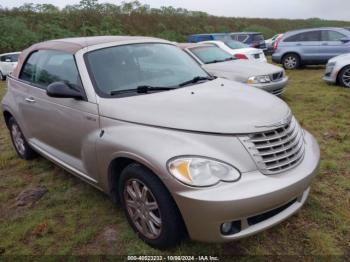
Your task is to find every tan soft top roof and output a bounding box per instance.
[12,36,167,78]
[28,36,165,53]
[177,43,214,50]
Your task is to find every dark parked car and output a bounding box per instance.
[230,32,267,50]
[272,27,350,69]
[187,33,228,43]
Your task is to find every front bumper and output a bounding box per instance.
[323,64,337,84]
[251,76,289,96]
[173,130,320,243]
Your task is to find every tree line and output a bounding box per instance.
[0,0,349,53]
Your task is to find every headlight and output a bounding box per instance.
[167,157,241,187]
[247,75,271,84]
[327,62,336,67]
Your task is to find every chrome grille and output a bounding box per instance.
[270,71,284,82]
[271,87,285,96]
[240,117,305,175]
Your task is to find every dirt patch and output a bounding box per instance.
[16,185,48,207]
[74,225,124,255]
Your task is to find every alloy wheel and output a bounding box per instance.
[341,68,350,87]
[284,56,297,69]
[11,123,26,155]
[124,179,162,239]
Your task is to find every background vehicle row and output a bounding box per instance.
[272,27,350,69]
[178,43,287,95]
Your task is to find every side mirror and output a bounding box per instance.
[46,82,83,100]
[5,58,11,62]
[340,37,350,43]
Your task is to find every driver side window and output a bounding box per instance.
[19,50,83,91]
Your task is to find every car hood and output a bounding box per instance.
[329,52,350,63]
[98,78,290,134]
[202,60,283,79]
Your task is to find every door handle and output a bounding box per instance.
[25,97,36,103]
[322,43,329,46]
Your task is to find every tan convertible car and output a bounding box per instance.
[1,36,320,249]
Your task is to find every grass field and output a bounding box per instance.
[0,66,349,256]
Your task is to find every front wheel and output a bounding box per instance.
[338,65,350,88]
[119,163,185,249]
[8,117,37,160]
[282,54,300,70]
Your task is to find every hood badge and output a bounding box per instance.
[255,112,292,128]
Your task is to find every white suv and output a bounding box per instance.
[0,52,21,80]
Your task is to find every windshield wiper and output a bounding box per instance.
[224,57,235,61]
[178,76,214,87]
[110,85,176,96]
[207,57,235,64]
[206,60,225,64]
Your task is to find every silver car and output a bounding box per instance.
[324,53,350,88]
[179,43,288,96]
[272,27,350,69]
[2,36,320,249]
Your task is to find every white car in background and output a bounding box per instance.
[0,52,21,80]
[178,43,288,96]
[324,53,350,88]
[265,34,283,52]
[201,40,267,63]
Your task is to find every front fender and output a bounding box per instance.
[96,117,257,195]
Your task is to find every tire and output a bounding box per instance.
[8,117,37,160]
[282,53,300,70]
[119,163,185,249]
[338,65,350,88]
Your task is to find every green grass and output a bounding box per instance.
[0,66,349,256]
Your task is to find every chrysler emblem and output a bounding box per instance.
[255,111,292,128]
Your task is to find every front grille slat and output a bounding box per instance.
[250,121,296,143]
[262,140,304,163]
[240,116,305,175]
[265,149,305,173]
[270,71,284,82]
[254,127,299,150]
[264,144,305,168]
[256,131,302,156]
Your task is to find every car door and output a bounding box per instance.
[320,30,350,61]
[18,49,100,182]
[297,30,323,63]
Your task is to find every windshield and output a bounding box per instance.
[224,40,248,49]
[253,34,264,41]
[85,43,209,97]
[189,46,234,64]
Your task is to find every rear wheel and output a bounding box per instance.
[282,53,300,70]
[8,117,37,160]
[338,65,350,88]
[119,163,185,249]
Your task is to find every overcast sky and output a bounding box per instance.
[1,0,349,21]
